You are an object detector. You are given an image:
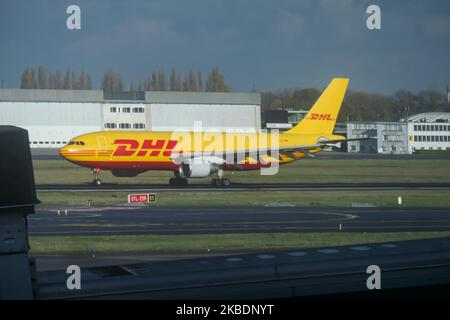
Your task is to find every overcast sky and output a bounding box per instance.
[0,0,449,94]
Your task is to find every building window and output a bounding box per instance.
[133,107,145,113]
[122,107,131,113]
[110,107,117,113]
[119,123,131,129]
[133,123,145,129]
[105,123,117,129]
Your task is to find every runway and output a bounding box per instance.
[28,206,450,235]
[36,182,450,192]
[36,236,450,299]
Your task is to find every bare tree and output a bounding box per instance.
[206,67,231,92]
[197,71,203,91]
[86,73,92,90]
[63,69,73,89]
[151,71,158,91]
[38,66,48,89]
[157,70,166,91]
[187,71,198,91]
[79,70,87,90]
[20,67,31,89]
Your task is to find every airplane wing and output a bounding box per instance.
[317,137,373,145]
[169,143,324,164]
[170,137,373,165]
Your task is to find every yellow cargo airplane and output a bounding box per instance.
[59,78,353,186]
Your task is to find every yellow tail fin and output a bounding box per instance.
[284,78,349,135]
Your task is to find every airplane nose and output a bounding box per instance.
[59,146,70,159]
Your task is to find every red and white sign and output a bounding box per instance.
[128,193,156,204]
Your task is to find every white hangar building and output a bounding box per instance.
[406,112,450,153]
[0,89,261,148]
[347,112,450,154]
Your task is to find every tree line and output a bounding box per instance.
[18,66,449,121]
[262,87,450,122]
[20,66,92,90]
[20,66,231,93]
[103,67,231,92]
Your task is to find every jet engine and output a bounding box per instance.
[179,158,220,178]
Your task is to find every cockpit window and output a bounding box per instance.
[67,141,85,146]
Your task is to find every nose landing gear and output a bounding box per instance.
[92,168,102,186]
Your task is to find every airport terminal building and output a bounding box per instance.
[347,112,450,154]
[0,89,261,148]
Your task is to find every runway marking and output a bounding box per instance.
[381,243,398,248]
[257,254,275,259]
[287,251,308,257]
[29,212,102,221]
[317,249,339,254]
[28,222,450,236]
[226,257,243,262]
[350,246,371,251]
[47,206,143,212]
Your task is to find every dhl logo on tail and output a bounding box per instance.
[309,113,333,121]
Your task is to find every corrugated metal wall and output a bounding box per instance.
[0,90,262,148]
[0,102,102,147]
[149,103,261,132]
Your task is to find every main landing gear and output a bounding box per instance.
[92,168,102,186]
[169,171,188,186]
[211,177,231,187]
[211,169,231,187]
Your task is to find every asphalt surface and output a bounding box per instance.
[28,206,450,235]
[36,182,450,192]
[36,237,450,299]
